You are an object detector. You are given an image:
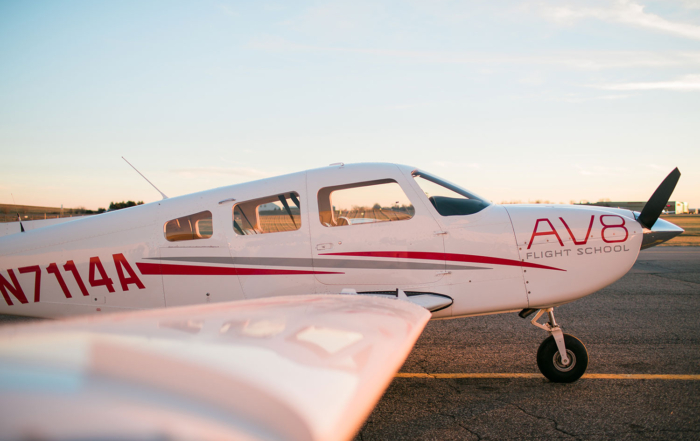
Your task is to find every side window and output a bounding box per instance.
[233,192,301,235]
[318,179,414,227]
[164,211,213,242]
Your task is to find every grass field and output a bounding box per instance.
[0,203,90,222]
[658,215,700,246]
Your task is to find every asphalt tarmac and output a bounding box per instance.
[356,247,700,440]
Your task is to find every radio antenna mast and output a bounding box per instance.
[11,193,25,232]
[122,157,168,200]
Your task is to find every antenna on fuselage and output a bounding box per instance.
[121,157,168,200]
[11,193,25,233]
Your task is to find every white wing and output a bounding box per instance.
[0,294,429,441]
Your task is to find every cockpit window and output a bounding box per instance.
[164,211,213,242]
[318,179,414,227]
[412,171,490,216]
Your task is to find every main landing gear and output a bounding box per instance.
[520,308,588,383]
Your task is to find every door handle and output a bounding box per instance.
[316,243,333,251]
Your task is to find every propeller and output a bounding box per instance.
[637,167,681,229]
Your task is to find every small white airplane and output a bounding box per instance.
[0,162,682,387]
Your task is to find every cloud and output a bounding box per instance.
[558,93,633,103]
[247,36,700,70]
[591,74,700,90]
[218,4,239,17]
[679,0,700,10]
[174,167,270,179]
[576,165,628,176]
[263,3,287,12]
[432,161,480,169]
[386,103,422,110]
[384,100,442,110]
[518,71,547,86]
[646,164,677,172]
[539,0,700,40]
[281,0,386,41]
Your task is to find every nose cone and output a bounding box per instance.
[641,216,684,249]
[504,205,643,308]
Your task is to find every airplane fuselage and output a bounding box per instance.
[0,163,644,319]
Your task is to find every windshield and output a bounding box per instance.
[412,170,490,216]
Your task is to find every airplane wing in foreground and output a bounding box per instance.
[0,294,430,441]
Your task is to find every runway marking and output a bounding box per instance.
[395,373,700,380]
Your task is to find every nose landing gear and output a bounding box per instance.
[524,308,588,383]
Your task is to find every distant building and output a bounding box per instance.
[575,201,689,214]
[671,201,690,214]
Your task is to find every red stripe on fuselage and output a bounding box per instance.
[136,262,344,276]
[319,251,565,272]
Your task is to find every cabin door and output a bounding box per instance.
[307,166,446,289]
[226,172,316,299]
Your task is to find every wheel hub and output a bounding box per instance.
[553,349,576,372]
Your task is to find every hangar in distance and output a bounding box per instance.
[0,162,683,383]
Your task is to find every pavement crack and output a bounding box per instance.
[416,356,431,375]
[438,412,481,440]
[444,378,461,394]
[496,399,580,440]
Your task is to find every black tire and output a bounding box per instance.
[536,333,588,383]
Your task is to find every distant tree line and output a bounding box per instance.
[81,207,107,214]
[0,201,145,222]
[108,201,144,211]
[65,200,144,214]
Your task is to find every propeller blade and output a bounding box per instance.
[637,168,681,229]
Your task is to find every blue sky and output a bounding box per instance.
[1,0,699,209]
